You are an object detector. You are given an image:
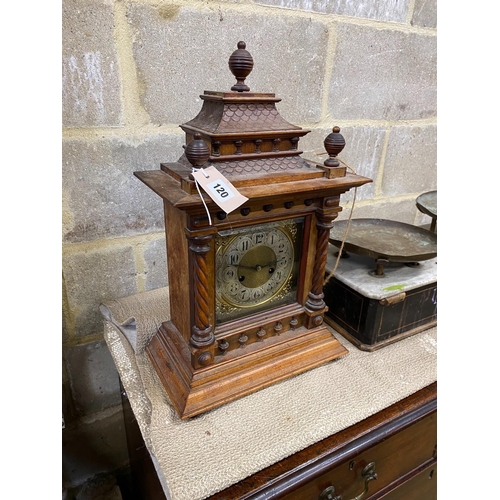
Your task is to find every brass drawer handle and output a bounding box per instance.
[318,486,341,500]
[319,462,378,500]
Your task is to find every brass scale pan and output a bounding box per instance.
[328,218,437,276]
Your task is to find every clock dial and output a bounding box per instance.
[216,219,303,324]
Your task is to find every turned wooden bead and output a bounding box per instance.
[185,133,210,167]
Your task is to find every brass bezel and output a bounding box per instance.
[215,218,302,322]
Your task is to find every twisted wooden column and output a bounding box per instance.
[189,235,215,348]
[305,212,337,313]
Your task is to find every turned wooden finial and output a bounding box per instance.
[323,126,345,168]
[228,41,254,92]
[185,133,210,167]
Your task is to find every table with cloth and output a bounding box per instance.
[100,286,437,500]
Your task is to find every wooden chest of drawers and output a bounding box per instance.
[122,382,437,499]
[277,392,436,500]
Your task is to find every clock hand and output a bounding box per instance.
[238,261,277,271]
[255,260,279,270]
[237,264,261,270]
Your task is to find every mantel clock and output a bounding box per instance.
[135,42,372,419]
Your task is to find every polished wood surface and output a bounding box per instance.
[147,319,348,419]
[120,382,436,500]
[279,402,435,499]
[380,463,436,500]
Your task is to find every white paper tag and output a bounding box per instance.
[192,166,248,213]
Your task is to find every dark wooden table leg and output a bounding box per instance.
[120,379,167,500]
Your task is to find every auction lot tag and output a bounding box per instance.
[192,166,248,213]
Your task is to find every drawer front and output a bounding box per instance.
[379,463,437,500]
[281,411,436,500]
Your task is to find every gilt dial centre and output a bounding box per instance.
[238,245,276,288]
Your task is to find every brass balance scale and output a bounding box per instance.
[323,192,437,351]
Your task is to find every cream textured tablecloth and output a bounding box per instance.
[101,287,437,500]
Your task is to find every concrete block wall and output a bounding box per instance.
[62,0,436,488]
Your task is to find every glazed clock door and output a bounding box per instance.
[215,218,304,324]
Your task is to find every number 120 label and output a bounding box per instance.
[191,165,248,213]
[206,179,235,202]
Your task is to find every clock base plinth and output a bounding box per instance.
[146,321,348,420]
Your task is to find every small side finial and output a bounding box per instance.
[185,133,210,167]
[228,41,254,92]
[323,126,345,168]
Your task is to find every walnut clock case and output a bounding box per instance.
[135,42,372,419]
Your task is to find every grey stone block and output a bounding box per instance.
[62,0,122,127]
[328,24,437,120]
[414,200,437,228]
[144,237,169,291]
[255,0,411,23]
[335,198,420,225]
[63,245,137,337]
[414,212,436,230]
[64,340,121,415]
[411,0,437,28]
[382,125,437,197]
[62,133,183,243]
[62,406,128,489]
[127,3,329,124]
[301,126,385,201]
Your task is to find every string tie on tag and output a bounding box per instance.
[192,167,212,226]
[323,158,358,286]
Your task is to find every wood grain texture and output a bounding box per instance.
[147,321,348,420]
[187,234,214,347]
[163,201,190,342]
[136,169,371,211]
[139,165,370,418]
